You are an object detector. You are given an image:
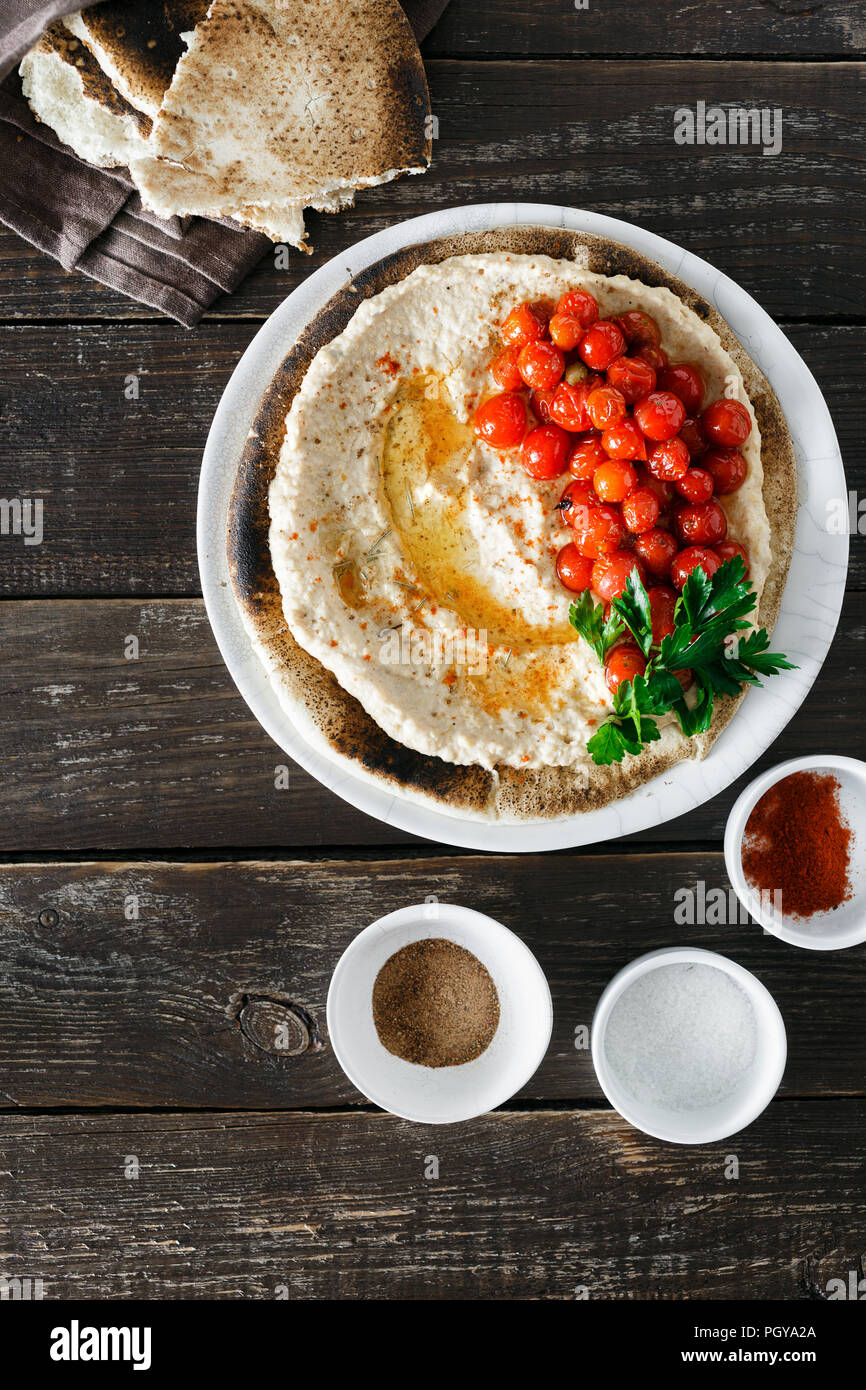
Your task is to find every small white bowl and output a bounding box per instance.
[326,903,553,1124]
[591,947,786,1144]
[724,755,866,951]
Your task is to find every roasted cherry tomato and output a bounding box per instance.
[634,391,687,443]
[634,465,674,512]
[646,436,690,481]
[548,312,584,351]
[703,446,748,495]
[518,339,566,390]
[592,551,647,603]
[635,344,669,373]
[556,542,595,592]
[489,346,523,392]
[602,418,647,461]
[674,467,714,503]
[557,478,596,524]
[679,416,709,459]
[549,380,592,432]
[671,545,721,590]
[713,539,750,574]
[658,364,705,416]
[579,320,627,372]
[635,526,679,581]
[675,498,728,546]
[501,301,547,348]
[572,503,627,558]
[647,585,678,646]
[701,398,752,448]
[622,485,661,534]
[606,354,657,405]
[568,434,609,479]
[473,392,527,447]
[605,641,648,694]
[519,423,571,479]
[530,387,556,424]
[593,460,637,504]
[587,385,627,431]
[615,310,661,348]
[556,288,599,329]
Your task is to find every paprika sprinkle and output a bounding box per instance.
[741,771,852,919]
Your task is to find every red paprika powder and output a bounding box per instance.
[741,770,852,918]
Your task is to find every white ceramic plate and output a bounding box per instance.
[197,201,848,852]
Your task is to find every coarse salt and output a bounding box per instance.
[604,963,757,1111]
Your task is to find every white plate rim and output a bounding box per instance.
[197,200,848,852]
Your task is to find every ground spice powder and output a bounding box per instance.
[741,770,852,918]
[372,938,500,1067]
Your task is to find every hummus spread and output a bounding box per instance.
[268,253,770,770]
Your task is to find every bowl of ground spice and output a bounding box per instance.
[725,755,866,949]
[326,903,553,1123]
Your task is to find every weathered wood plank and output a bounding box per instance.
[0,62,863,322]
[0,591,859,851]
[426,0,866,58]
[0,857,864,1109]
[1,1104,863,1298]
[0,321,861,597]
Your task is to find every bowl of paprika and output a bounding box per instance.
[724,755,866,950]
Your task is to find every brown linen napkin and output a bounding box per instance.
[0,0,450,326]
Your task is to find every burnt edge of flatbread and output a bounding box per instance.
[227,226,798,823]
[72,2,209,113]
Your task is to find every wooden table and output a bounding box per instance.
[1,2,865,1301]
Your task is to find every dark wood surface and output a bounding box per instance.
[0,0,864,1301]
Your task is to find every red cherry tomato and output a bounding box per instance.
[520,423,571,479]
[635,527,679,581]
[549,381,592,432]
[548,313,583,351]
[593,552,647,603]
[518,339,566,390]
[473,392,527,447]
[635,344,669,373]
[671,546,721,591]
[679,416,709,459]
[701,398,752,448]
[530,387,556,424]
[568,434,609,479]
[606,355,657,405]
[647,436,690,481]
[572,503,627,559]
[587,385,627,431]
[556,289,599,329]
[593,460,637,503]
[674,467,714,503]
[501,301,547,348]
[703,446,748,495]
[658,364,705,415]
[634,465,674,512]
[489,346,523,392]
[579,320,627,372]
[647,585,678,645]
[713,539,750,575]
[615,310,661,349]
[557,478,596,525]
[634,391,687,443]
[605,641,647,694]
[556,542,595,592]
[602,418,647,461]
[675,499,728,546]
[622,485,661,534]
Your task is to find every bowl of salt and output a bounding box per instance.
[591,947,786,1144]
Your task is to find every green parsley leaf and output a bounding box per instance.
[569,593,625,664]
[611,567,654,656]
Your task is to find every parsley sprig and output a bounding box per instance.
[569,557,796,766]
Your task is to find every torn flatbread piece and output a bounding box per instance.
[144,0,431,213]
[64,2,209,120]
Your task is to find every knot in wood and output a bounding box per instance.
[237,996,321,1056]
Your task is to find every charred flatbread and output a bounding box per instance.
[64,2,208,120]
